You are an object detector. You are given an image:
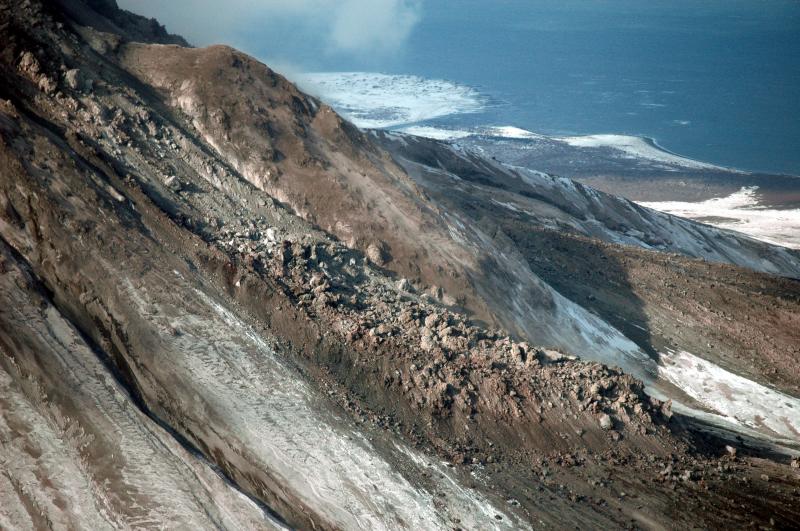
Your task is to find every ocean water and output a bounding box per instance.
[293,0,800,175]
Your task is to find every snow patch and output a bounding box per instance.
[480,126,545,139]
[556,294,658,383]
[639,187,800,249]
[658,350,800,440]
[558,134,738,172]
[399,126,474,140]
[399,125,546,141]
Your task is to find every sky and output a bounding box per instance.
[118,0,421,71]
[117,0,800,76]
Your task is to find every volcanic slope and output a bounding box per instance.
[1,0,799,528]
[116,27,800,439]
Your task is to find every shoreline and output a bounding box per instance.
[394,122,759,174]
[292,71,800,177]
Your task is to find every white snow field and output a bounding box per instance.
[398,125,546,141]
[558,134,740,171]
[639,186,800,249]
[658,349,800,441]
[399,125,474,140]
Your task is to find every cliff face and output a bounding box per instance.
[1,0,799,528]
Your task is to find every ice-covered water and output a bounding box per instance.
[296,72,743,172]
[295,72,483,129]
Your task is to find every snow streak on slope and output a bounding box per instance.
[0,259,278,530]
[639,187,800,249]
[295,72,483,128]
[658,350,800,441]
[507,165,800,277]
[399,125,547,141]
[114,266,522,530]
[399,125,475,140]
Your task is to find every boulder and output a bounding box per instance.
[396,278,412,292]
[366,241,387,266]
[164,175,181,191]
[64,68,82,90]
